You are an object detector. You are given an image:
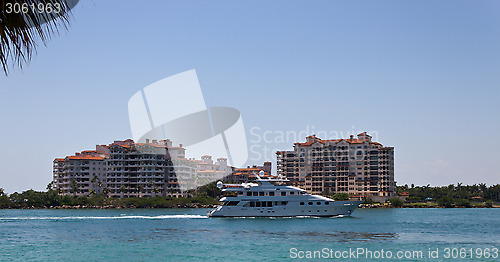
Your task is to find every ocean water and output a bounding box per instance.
[0,208,499,261]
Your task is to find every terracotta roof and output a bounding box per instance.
[110,144,131,148]
[134,143,166,148]
[295,138,380,146]
[66,155,104,161]
[236,168,263,172]
[81,150,97,153]
[55,158,65,162]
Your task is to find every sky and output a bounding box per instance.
[0,0,499,193]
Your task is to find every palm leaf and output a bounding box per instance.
[0,0,76,75]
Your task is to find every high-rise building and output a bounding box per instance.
[276,132,395,201]
[223,162,272,183]
[53,139,234,198]
[52,149,108,196]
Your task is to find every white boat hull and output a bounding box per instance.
[208,200,362,217]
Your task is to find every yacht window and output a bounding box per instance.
[256,202,261,207]
[300,202,305,205]
[325,202,330,205]
[281,201,288,206]
[281,192,286,196]
[269,192,274,196]
[262,201,267,207]
[225,201,239,206]
[253,192,259,196]
[249,202,255,207]
[267,201,273,207]
[317,202,321,205]
[246,192,252,196]
[259,192,264,196]
[308,202,313,205]
[238,191,243,195]
[289,192,294,195]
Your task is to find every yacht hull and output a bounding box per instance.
[208,201,362,217]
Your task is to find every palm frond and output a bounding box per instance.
[0,0,76,75]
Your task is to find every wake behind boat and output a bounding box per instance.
[208,171,362,217]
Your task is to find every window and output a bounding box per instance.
[281,192,286,196]
[317,202,321,205]
[289,192,294,195]
[325,202,330,205]
[300,202,305,205]
[259,192,264,196]
[308,202,313,205]
[253,192,259,196]
[246,192,252,196]
[269,192,274,196]
[225,201,239,206]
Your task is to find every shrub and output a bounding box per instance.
[484,200,493,208]
[406,196,421,203]
[454,198,471,208]
[333,193,350,201]
[438,196,454,208]
[389,197,404,207]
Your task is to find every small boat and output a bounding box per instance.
[208,171,362,217]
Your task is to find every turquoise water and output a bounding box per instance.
[0,208,499,261]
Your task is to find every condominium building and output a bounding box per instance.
[52,149,108,196]
[223,162,272,183]
[53,139,234,198]
[106,139,171,198]
[276,132,395,201]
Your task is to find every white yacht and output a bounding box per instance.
[208,172,363,217]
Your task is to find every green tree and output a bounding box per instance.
[70,179,78,196]
[0,188,9,208]
[333,193,350,201]
[119,185,127,198]
[389,197,404,207]
[455,198,471,208]
[90,175,98,193]
[438,196,454,208]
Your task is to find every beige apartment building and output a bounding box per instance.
[53,139,233,198]
[52,150,108,196]
[276,132,395,201]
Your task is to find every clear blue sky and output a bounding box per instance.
[1,0,499,193]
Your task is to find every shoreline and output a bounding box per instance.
[1,204,498,210]
[359,204,499,209]
[0,204,219,209]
